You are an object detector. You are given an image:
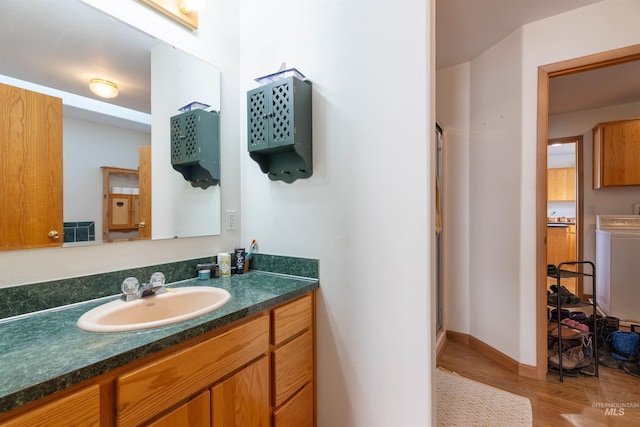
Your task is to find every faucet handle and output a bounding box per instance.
[150,272,166,287]
[121,277,140,296]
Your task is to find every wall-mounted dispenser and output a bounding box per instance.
[247,75,312,183]
[170,109,220,189]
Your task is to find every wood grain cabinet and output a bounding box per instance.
[0,292,316,427]
[547,167,575,201]
[0,384,100,427]
[593,119,640,189]
[271,294,315,427]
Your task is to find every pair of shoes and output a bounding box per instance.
[549,345,585,369]
[562,318,589,332]
[550,285,581,305]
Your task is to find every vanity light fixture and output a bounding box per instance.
[138,0,203,30]
[89,79,119,99]
[179,0,205,13]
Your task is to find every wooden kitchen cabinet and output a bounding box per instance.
[593,118,640,189]
[547,167,575,201]
[0,83,63,251]
[547,226,568,267]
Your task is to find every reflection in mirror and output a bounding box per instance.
[0,0,221,249]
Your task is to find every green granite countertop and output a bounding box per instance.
[0,271,318,415]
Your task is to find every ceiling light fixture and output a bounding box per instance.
[89,79,119,99]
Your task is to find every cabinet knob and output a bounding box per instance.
[139,222,146,229]
[48,230,60,240]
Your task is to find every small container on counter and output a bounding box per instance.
[235,248,245,275]
[218,253,231,277]
[198,269,211,280]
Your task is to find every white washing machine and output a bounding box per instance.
[596,215,640,323]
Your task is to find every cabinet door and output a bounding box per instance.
[148,390,210,427]
[547,167,575,201]
[547,226,568,266]
[602,121,640,186]
[212,356,269,427]
[593,120,640,188]
[108,195,132,228]
[247,87,269,152]
[268,80,295,149]
[0,83,63,251]
[247,78,296,152]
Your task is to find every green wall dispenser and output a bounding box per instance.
[247,76,312,183]
[170,109,220,189]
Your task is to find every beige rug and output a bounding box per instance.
[436,368,532,426]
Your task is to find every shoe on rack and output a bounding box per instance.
[622,362,640,377]
[549,345,584,370]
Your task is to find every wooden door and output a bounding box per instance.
[138,145,152,239]
[0,83,63,251]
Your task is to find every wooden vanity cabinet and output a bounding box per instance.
[116,314,269,426]
[593,119,640,189]
[271,294,315,427]
[0,291,316,427]
[0,384,100,427]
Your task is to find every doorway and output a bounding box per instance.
[546,136,583,297]
[536,44,640,378]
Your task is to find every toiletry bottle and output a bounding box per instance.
[218,253,231,277]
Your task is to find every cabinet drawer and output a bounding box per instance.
[273,330,313,407]
[273,382,314,427]
[272,294,312,345]
[1,384,100,427]
[117,314,269,426]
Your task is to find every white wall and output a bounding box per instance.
[239,1,433,425]
[63,116,147,243]
[437,0,640,367]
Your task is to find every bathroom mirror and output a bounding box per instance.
[0,0,221,248]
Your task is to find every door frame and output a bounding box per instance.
[536,44,640,379]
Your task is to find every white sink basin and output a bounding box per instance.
[77,286,231,332]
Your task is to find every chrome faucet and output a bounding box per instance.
[121,272,167,302]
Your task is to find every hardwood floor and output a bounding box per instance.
[438,340,640,426]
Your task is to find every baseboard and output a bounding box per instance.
[436,329,447,362]
[446,330,537,379]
